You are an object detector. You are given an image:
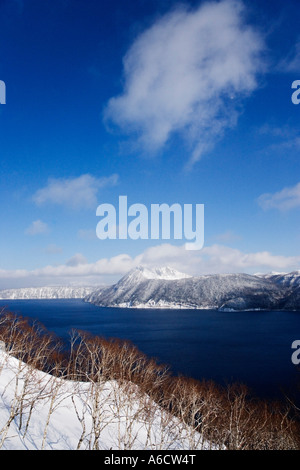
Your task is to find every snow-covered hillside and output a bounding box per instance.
[0,348,207,450]
[0,286,95,300]
[86,266,300,310]
[259,271,300,288]
[133,266,192,280]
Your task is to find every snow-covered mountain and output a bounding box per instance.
[0,286,95,300]
[259,271,300,288]
[85,266,300,310]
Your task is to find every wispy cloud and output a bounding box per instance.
[277,38,300,73]
[45,244,63,254]
[258,124,300,153]
[104,0,265,165]
[32,174,119,210]
[213,230,242,243]
[77,229,98,240]
[258,182,300,211]
[25,219,49,236]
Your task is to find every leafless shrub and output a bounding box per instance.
[0,309,299,450]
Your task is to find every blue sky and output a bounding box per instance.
[0,0,299,288]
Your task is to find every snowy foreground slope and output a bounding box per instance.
[0,348,208,450]
[86,266,300,310]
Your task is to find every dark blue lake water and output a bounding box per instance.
[0,299,299,402]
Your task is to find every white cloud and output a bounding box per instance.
[257,182,300,211]
[136,243,300,276]
[25,219,49,236]
[32,174,119,210]
[0,243,299,288]
[104,0,265,165]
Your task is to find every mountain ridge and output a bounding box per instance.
[0,286,95,300]
[85,266,300,311]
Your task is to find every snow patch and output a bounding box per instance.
[0,350,210,450]
[138,266,192,280]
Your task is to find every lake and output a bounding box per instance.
[0,299,299,403]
